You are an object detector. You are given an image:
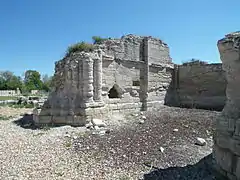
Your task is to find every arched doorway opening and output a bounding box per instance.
[108,84,122,98]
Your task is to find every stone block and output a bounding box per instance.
[234,121,240,137]
[214,145,233,173]
[33,114,39,123]
[33,108,41,115]
[230,139,240,156]
[227,172,237,180]
[52,116,66,124]
[118,103,136,109]
[216,133,231,149]
[73,116,86,126]
[37,109,51,116]
[234,157,240,179]
[38,116,52,124]
[108,104,119,110]
[66,116,74,124]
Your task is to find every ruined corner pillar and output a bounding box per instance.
[214,32,240,179]
[140,37,149,111]
[93,50,103,102]
[82,55,94,104]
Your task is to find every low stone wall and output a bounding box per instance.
[165,63,227,111]
[0,90,20,97]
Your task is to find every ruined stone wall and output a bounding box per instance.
[33,34,174,126]
[100,35,173,112]
[34,51,105,126]
[165,63,227,110]
[148,64,173,102]
[148,38,172,65]
[98,34,172,65]
[214,32,240,180]
[102,59,142,111]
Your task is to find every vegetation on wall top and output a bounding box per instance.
[66,41,95,56]
[92,36,109,44]
[182,58,208,66]
[65,36,110,56]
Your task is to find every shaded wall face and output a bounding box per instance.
[102,59,173,105]
[102,60,142,102]
[148,65,173,101]
[50,56,81,111]
[165,63,227,111]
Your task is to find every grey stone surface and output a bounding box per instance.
[214,31,240,179]
[195,137,207,146]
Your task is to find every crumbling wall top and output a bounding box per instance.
[218,31,240,50]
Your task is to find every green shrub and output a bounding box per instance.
[24,104,34,108]
[66,42,94,56]
[10,103,34,109]
[182,58,208,65]
[92,36,108,44]
[0,116,9,120]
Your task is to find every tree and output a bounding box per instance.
[24,70,43,91]
[1,71,14,81]
[0,75,7,90]
[0,71,23,90]
[6,75,23,90]
[42,74,53,92]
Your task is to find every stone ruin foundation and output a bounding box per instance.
[33,51,106,126]
[214,31,240,179]
[33,35,173,126]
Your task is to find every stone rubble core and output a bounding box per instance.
[33,35,173,126]
[213,31,240,179]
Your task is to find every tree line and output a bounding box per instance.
[0,70,53,93]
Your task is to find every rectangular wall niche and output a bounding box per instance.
[132,80,140,86]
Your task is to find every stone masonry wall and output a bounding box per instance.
[148,64,173,102]
[165,63,227,110]
[99,35,174,112]
[214,31,240,180]
[98,34,172,65]
[34,34,174,126]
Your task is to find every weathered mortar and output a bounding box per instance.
[213,31,240,179]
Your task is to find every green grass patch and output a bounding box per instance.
[66,41,94,56]
[0,115,12,120]
[0,96,18,101]
[9,104,34,109]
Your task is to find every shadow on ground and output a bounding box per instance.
[13,114,79,130]
[13,114,37,129]
[143,154,220,180]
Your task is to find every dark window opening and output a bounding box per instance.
[132,80,140,86]
[108,86,120,98]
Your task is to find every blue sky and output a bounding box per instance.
[1,0,240,77]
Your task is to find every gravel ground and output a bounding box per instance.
[0,106,219,180]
